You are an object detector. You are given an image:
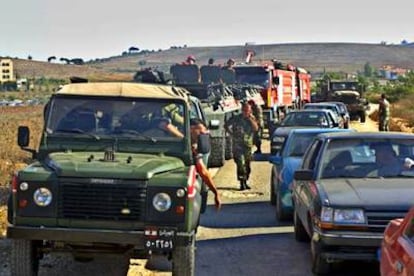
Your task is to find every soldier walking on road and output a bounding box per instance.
[225,102,259,190]
[378,93,390,131]
[248,100,264,154]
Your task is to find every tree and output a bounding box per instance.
[27,55,32,60]
[70,58,84,65]
[128,46,139,54]
[363,62,373,77]
[60,58,70,64]
[47,56,56,63]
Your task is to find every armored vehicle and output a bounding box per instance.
[170,64,241,167]
[7,82,211,276]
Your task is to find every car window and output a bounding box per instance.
[302,139,322,170]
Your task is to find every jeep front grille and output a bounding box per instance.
[58,178,147,221]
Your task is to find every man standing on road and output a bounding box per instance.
[225,102,259,190]
[248,100,264,154]
[378,93,390,131]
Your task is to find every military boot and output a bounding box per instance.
[239,180,246,191]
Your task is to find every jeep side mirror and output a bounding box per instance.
[197,133,211,154]
[18,126,30,147]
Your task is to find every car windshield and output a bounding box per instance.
[320,138,414,179]
[281,112,329,127]
[304,104,340,117]
[46,96,186,139]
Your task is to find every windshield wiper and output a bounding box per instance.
[54,129,101,140]
[114,129,157,143]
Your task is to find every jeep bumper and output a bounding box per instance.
[7,224,194,248]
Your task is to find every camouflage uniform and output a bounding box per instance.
[250,102,264,153]
[378,97,390,131]
[225,113,257,189]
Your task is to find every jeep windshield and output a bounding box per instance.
[45,96,186,140]
[234,67,270,87]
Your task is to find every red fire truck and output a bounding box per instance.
[234,61,311,131]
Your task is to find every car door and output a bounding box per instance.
[293,138,323,234]
[394,217,414,274]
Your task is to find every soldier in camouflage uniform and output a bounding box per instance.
[248,100,264,154]
[378,93,390,131]
[225,102,259,190]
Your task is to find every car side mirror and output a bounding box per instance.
[18,126,30,147]
[294,169,314,181]
[197,133,211,154]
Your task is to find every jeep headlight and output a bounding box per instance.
[33,187,52,207]
[321,207,366,224]
[152,193,171,212]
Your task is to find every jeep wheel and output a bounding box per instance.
[172,236,195,276]
[276,193,291,221]
[208,137,225,167]
[293,210,310,242]
[11,239,40,276]
[311,239,331,275]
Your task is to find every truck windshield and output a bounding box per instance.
[45,96,186,139]
[331,82,358,91]
[235,68,270,87]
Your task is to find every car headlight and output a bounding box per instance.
[321,207,366,224]
[152,193,172,212]
[33,187,52,207]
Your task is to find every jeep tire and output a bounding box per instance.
[172,235,195,276]
[11,239,40,276]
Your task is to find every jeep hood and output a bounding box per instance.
[44,151,185,179]
[319,178,414,209]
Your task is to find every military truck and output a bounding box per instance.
[170,64,241,168]
[7,82,211,276]
[316,79,369,123]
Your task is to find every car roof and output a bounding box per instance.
[289,128,354,135]
[316,131,414,140]
[57,82,190,101]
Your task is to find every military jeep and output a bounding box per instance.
[7,82,210,276]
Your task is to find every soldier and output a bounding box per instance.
[378,93,390,131]
[225,102,259,190]
[220,58,236,84]
[248,100,264,154]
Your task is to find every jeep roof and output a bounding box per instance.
[58,82,190,101]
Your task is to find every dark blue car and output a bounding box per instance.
[269,128,354,221]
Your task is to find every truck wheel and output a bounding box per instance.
[225,135,233,160]
[311,239,331,275]
[172,236,195,276]
[360,111,366,123]
[293,210,310,242]
[208,137,225,167]
[11,239,40,276]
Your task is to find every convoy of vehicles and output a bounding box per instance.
[7,82,211,276]
[292,132,414,274]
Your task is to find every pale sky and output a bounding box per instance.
[1,0,413,61]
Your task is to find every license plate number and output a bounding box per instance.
[144,228,175,251]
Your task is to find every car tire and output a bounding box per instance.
[293,210,310,242]
[360,111,366,123]
[276,193,290,221]
[172,235,195,276]
[11,239,40,276]
[311,239,331,275]
[270,172,276,205]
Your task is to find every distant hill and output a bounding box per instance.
[8,43,414,81]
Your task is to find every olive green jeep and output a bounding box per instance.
[7,82,211,276]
